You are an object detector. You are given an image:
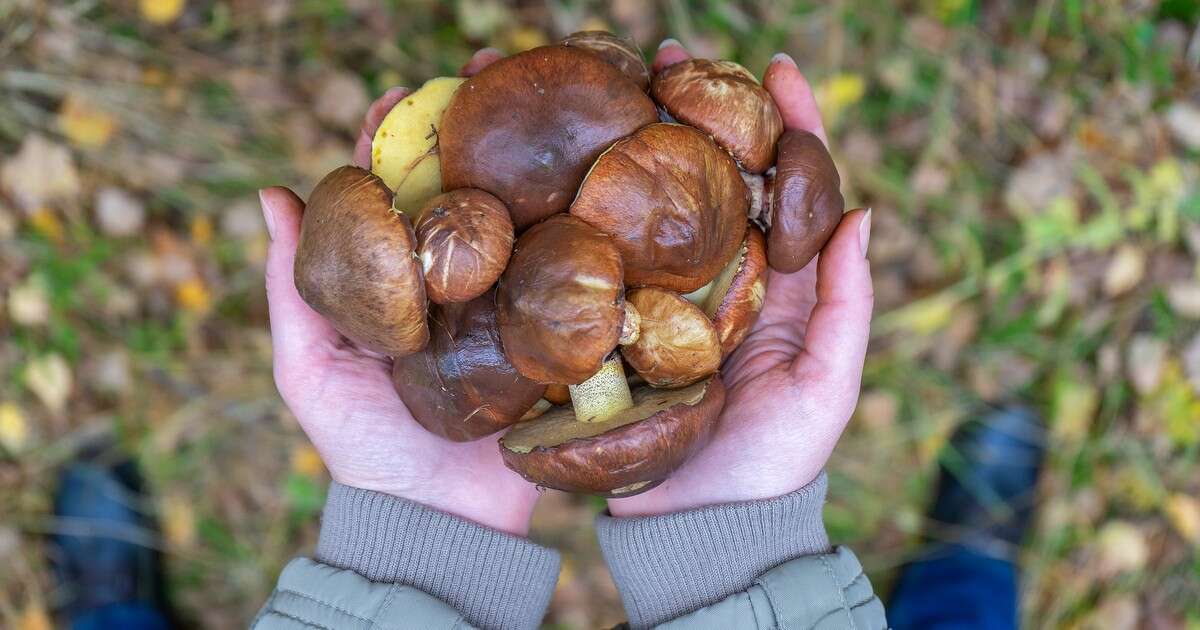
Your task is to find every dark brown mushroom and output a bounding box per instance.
[393,290,545,441]
[651,59,783,173]
[684,224,768,355]
[294,165,428,357]
[560,31,650,91]
[415,188,514,304]
[439,45,658,230]
[621,287,721,387]
[570,123,748,293]
[499,374,725,496]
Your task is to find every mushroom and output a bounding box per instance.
[393,289,545,441]
[570,123,748,293]
[684,224,768,355]
[499,374,726,496]
[415,188,514,304]
[560,30,650,91]
[294,166,428,357]
[621,287,721,387]
[371,77,467,219]
[544,384,571,405]
[651,59,783,173]
[439,45,658,230]
[746,130,845,273]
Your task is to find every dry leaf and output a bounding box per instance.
[161,493,196,549]
[1095,520,1149,577]
[1165,102,1200,150]
[16,605,52,630]
[190,215,213,246]
[1103,245,1145,297]
[175,278,212,313]
[1164,494,1200,544]
[1126,334,1167,395]
[7,276,50,326]
[290,444,325,478]
[1166,282,1200,319]
[0,402,30,452]
[0,134,81,211]
[24,354,73,414]
[58,94,118,148]
[140,0,186,25]
[27,207,64,243]
[1052,377,1098,443]
[94,187,145,237]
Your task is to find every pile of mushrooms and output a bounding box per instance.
[293,32,845,496]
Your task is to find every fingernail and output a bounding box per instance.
[658,38,682,50]
[476,46,503,57]
[770,52,797,68]
[858,208,872,257]
[258,189,277,241]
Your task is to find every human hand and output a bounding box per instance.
[260,48,540,536]
[610,42,874,517]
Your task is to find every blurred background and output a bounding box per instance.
[1,0,1198,628]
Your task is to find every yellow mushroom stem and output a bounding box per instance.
[569,302,642,423]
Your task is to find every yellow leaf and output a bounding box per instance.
[140,0,186,25]
[1095,520,1149,577]
[0,403,30,452]
[58,94,117,149]
[24,354,72,414]
[175,278,211,314]
[290,444,325,478]
[191,215,213,246]
[28,208,64,243]
[8,275,50,326]
[578,17,611,32]
[1051,377,1098,443]
[505,26,548,52]
[16,604,52,630]
[1164,494,1200,545]
[161,493,196,549]
[816,73,866,122]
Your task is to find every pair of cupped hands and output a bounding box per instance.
[259,41,874,536]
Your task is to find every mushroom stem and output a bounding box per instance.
[569,356,634,423]
[741,170,772,228]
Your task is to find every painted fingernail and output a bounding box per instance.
[859,208,872,257]
[770,52,797,68]
[658,38,682,50]
[258,189,277,241]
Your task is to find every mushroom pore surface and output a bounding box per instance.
[415,188,514,304]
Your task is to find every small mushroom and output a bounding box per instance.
[651,59,783,173]
[415,188,514,304]
[570,123,748,293]
[393,289,545,441]
[439,45,658,230]
[294,166,428,357]
[746,130,845,273]
[684,224,768,355]
[560,30,650,91]
[499,374,726,496]
[622,287,721,387]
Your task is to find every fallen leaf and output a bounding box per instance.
[7,276,50,326]
[1165,102,1200,150]
[161,493,196,549]
[16,604,52,630]
[24,354,72,414]
[190,215,213,246]
[1127,334,1167,395]
[140,0,186,25]
[1164,494,1200,545]
[86,350,132,395]
[0,134,81,211]
[1095,520,1149,577]
[94,187,145,237]
[27,207,64,243]
[1104,245,1145,297]
[816,73,866,123]
[504,25,549,52]
[1051,375,1098,443]
[0,402,30,452]
[290,444,325,478]
[455,0,511,40]
[1078,595,1139,630]
[175,278,211,314]
[58,93,118,149]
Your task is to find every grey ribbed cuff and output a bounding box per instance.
[315,482,560,630]
[596,472,831,628]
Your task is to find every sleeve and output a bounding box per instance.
[253,482,561,630]
[596,472,886,629]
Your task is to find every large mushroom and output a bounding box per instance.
[414,188,514,304]
[744,130,845,272]
[393,289,545,441]
[651,59,783,173]
[439,45,658,230]
[570,123,748,293]
[294,166,428,357]
[560,31,650,91]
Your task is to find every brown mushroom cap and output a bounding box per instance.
[393,290,545,441]
[497,215,626,384]
[651,59,783,173]
[560,31,650,91]
[621,287,721,387]
[499,374,725,496]
[415,188,514,304]
[685,224,768,356]
[544,384,571,405]
[768,130,844,273]
[570,123,748,293]
[439,45,658,230]
[294,166,428,357]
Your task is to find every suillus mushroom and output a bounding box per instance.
[294,165,428,357]
[746,130,845,273]
[621,287,722,387]
[570,123,748,293]
[560,30,650,91]
[684,224,768,355]
[414,188,514,304]
[499,374,726,496]
[371,77,467,219]
[393,289,545,441]
[439,45,658,230]
[651,59,783,173]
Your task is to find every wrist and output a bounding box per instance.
[608,456,824,517]
[332,474,539,536]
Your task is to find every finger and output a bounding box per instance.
[459,47,504,77]
[651,38,691,74]
[260,187,341,366]
[794,209,873,386]
[352,87,412,169]
[763,53,829,146]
